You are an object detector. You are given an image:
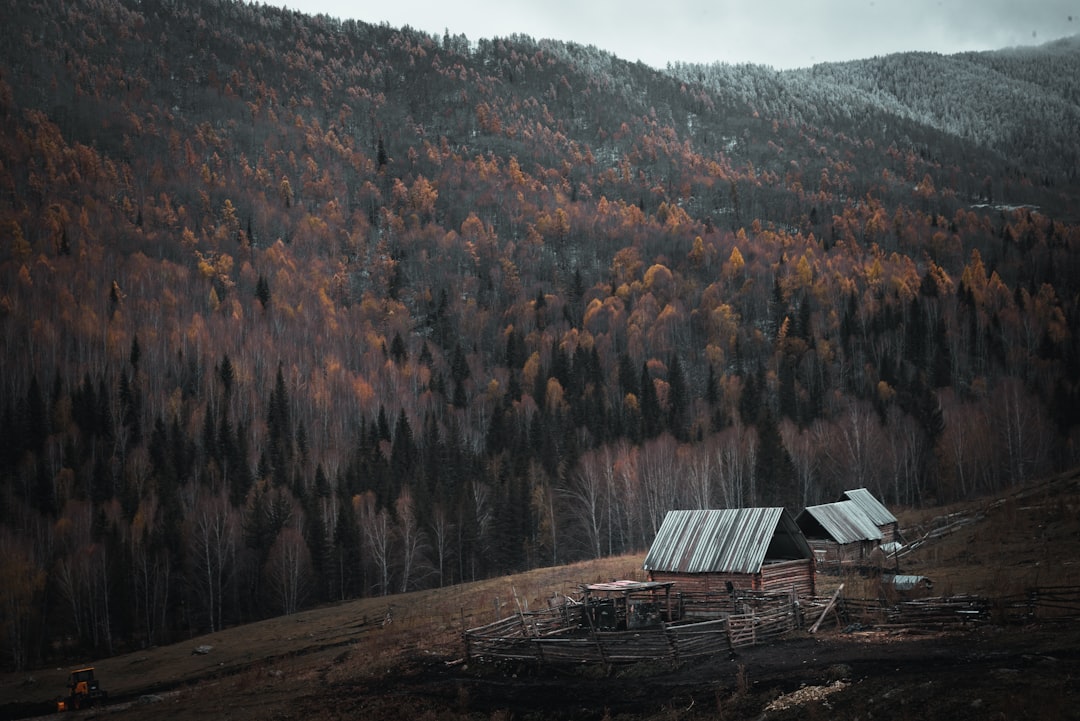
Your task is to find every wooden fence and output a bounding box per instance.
[464,586,1080,666]
[463,590,801,665]
[726,601,800,648]
[996,585,1080,623]
[463,613,733,665]
[822,586,1080,631]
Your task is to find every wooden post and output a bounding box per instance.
[810,584,844,634]
[581,595,610,671]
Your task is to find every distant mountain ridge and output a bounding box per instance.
[667,35,1080,180]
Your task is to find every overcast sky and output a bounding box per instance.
[274,0,1079,70]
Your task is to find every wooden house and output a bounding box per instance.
[841,488,900,544]
[643,508,816,599]
[795,500,883,567]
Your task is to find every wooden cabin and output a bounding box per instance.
[841,488,900,544]
[795,500,883,568]
[643,508,816,599]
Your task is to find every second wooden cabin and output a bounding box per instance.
[795,499,883,567]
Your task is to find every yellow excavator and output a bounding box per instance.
[57,667,108,712]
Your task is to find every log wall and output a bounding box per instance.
[647,570,758,595]
[648,560,816,599]
[759,559,816,597]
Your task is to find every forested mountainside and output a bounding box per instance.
[1,0,1079,670]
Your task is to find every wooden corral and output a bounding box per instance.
[462,583,817,665]
[462,584,736,666]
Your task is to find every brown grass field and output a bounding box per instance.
[3,468,1080,721]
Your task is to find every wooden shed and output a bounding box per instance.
[795,500,883,567]
[643,508,816,599]
[841,488,900,544]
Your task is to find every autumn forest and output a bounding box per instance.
[1,0,1079,671]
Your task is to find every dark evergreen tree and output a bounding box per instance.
[332,496,362,600]
[705,363,720,407]
[639,362,662,439]
[376,405,392,443]
[219,354,235,400]
[23,375,47,456]
[667,353,688,441]
[129,334,141,373]
[778,352,800,423]
[255,274,271,308]
[505,328,526,369]
[485,401,510,456]
[201,406,218,467]
[390,411,415,483]
[534,289,547,329]
[389,331,408,364]
[739,368,763,426]
[617,352,639,399]
[754,407,795,507]
[267,364,293,486]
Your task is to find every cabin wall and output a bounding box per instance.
[809,539,879,567]
[878,523,898,544]
[646,570,757,595]
[648,560,815,599]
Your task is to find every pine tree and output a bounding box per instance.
[617,353,639,399]
[640,362,662,439]
[667,353,688,441]
[754,407,795,507]
[267,364,292,486]
[129,334,141,373]
[255,274,271,308]
[390,411,415,481]
[219,354,235,400]
[332,498,361,600]
[389,332,408,364]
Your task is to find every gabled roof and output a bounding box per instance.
[842,488,897,526]
[796,500,883,544]
[643,508,812,575]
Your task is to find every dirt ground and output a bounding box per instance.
[288,622,1080,721]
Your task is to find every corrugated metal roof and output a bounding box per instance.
[842,488,898,526]
[581,580,674,593]
[643,508,811,574]
[884,574,932,591]
[796,500,883,544]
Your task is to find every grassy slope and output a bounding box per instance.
[0,555,648,716]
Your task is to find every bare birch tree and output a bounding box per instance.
[184,487,239,633]
[355,491,392,595]
[564,448,608,559]
[264,526,312,615]
[394,487,428,593]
